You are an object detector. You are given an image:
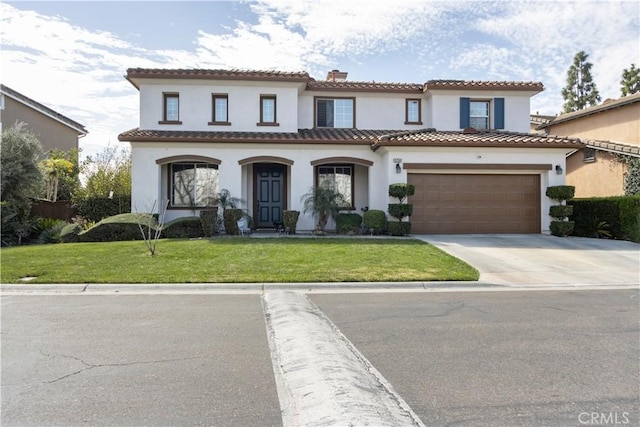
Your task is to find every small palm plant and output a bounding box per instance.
[301,186,347,233]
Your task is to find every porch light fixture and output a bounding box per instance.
[555,165,563,175]
[396,163,402,174]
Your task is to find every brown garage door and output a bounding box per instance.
[408,174,540,234]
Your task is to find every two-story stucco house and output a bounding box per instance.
[118,68,583,234]
[0,84,87,155]
[537,93,640,198]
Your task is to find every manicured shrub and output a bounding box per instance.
[60,223,83,243]
[336,213,362,234]
[388,204,413,221]
[73,195,131,222]
[388,183,415,202]
[223,208,243,236]
[546,185,575,202]
[161,216,204,238]
[569,195,640,241]
[78,213,157,242]
[283,210,300,234]
[388,222,412,236]
[549,205,573,219]
[363,210,387,234]
[199,209,217,237]
[549,221,575,237]
[39,222,67,244]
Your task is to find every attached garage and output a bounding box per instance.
[408,173,541,234]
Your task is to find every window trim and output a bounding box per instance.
[314,163,355,210]
[257,94,279,126]
[168,162,219,209]
[469,99,490,130]
[209,93,230,126]
[159,92,182,124]
[405,98,422,125]
[314,96,356,129]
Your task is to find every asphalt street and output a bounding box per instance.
[2,289,639,426]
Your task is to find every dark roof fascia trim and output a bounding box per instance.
[423,84,544,93]
[404,163,552,170]
[0,84,88,135]
[372,141,584,151]
[306,85,423,94]
[538,94,640,129]
[120,135,374,145]
[127,72,309,84]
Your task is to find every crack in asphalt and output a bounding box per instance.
[39,350,202,384]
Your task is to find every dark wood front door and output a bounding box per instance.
[255,165,285,228]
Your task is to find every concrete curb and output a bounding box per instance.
[1,282,637,295]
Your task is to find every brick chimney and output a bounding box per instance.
[326,69,348,82]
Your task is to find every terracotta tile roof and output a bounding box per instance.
[307,80,423,93]
[119,127,583,150]
[372,128,583,150]
[0,84,88,135]
[537,92,640,130]
[424,79,544,92]
[125,68,310,87]
[584,139,640,157]
[118,128,394,144]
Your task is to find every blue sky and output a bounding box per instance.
[1,1,638,159]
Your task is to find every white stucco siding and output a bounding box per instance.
[298,92,428,130]
[138,80,300,132]
[378,146,570,233]
[428,90,533,132]
[130,142,382,227]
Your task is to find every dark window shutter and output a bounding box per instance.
[494,98,505,129]
[459,97,470,128]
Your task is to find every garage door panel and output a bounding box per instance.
[408,174,540,234]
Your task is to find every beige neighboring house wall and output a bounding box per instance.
[537,93,640,197]
[0,84,87,156]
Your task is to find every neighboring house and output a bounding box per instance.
[530,113,554,134]
[0,84,88,155]
[118,68,583,234]
[537,93,640,198]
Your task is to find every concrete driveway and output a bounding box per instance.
[415,234,639,286]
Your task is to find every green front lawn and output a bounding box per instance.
[0,238,478,284]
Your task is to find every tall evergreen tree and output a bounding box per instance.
[561,51,601,113]
[620,64,640,96]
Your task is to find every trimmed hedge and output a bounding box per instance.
[283,210,300,234]
[223,209,243,235]
[388,183,415,202]
[363,210,387,234]
[388,204,413,221]
[388,222,411,236]
[199,209,217,237]
[550,221,575,237]
[569,195,640,241]
[60,223,83,243]
[336,213,362,234]
[73,195,131,222]
[546,186,575,202]
[549,205,573,219]
[162,216,204,238]
[78,213,157,242]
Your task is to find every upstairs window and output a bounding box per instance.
[210,94,229,125]
[258,95,278,125]
[170,163,219,208]
[317,164,353,207]
[459,97,504,130]
[161,93,181,123]
[405,99,422,124]
[315,98,354,128]
[470,101,489,130]
[583,148,596,163]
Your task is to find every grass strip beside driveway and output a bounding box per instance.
[0,238,479,284]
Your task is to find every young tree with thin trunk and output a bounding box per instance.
[620,64,640,96]
[561,51,601,113]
